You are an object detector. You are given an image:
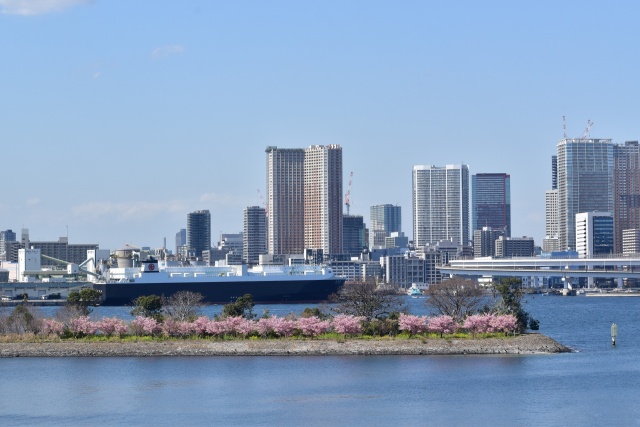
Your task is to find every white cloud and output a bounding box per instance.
[72,200,189,222]
[0,0,92,16]
[26,197,41,206]
[151,44,185,59]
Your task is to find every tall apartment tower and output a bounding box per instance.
[304,144,343,255]
[557,138,613,251]
[266,146,305,255]
[471,173,511,236]
[243,206,267,265]
[413,164,470,248]
[187,210,211,258]
[543,190,560,252]
[613,141,640,254]
[266,145,343,256]
[369,204,402,249]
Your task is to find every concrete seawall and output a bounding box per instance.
[0,333,571,357]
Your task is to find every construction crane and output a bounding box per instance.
[580,120,594,141]
[345,171,353,215]
[562,115,567,139]
[257,189,268,218]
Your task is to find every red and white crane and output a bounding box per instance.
[345,171,353,215]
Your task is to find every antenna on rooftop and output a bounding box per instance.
[562,115,567,139]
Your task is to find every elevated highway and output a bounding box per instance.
[438,257,640,287]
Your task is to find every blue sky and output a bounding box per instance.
[2,0,640,251]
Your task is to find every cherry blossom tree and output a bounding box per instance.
[41,319,65,337]
[69,316,98,337]
[192,316,210,337]
[398,314,428,337]
[490,314,518,335]
[97,317,128,337]
[130,316,161,336]
[332,315,364,336]
[427,315,458,337]
[463,314,494,337]
[297,316,331,338]
[271,317,297,338]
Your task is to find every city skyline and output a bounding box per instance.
[3,1,640,250]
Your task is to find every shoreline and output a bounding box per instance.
[0,333,571,357]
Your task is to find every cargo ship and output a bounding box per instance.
[92,258,345,306]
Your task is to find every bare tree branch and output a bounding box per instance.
[424,278,488,321]
[331,279,406,320]
[163,291,204,322]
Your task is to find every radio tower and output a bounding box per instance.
[345,171,353,215]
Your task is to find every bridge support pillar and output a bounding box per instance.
[617,277,623,288]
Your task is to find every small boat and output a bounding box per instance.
[407,284,422,297]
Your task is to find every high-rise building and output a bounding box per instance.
[0,229,16,261]
[613,141,640,254]
[471,173,511,236]
[342,215,366,257]
[243,206,267,265]
[266,145,342,256]
[413,164,470,248]
[543,190,560,252]
[369,204,402,249]
[175,229,186,255]
[473,227,505,258]
[304,144,343,255]
[266,146,305,255]
[187,210,211,258]
[557,138,613,251]
[575,212,614,258]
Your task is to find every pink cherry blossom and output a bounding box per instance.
[427,315,458,337]
[332,315,364,336]
[398,314,428,337]
[297,316,331,337]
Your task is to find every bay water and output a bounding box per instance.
[1,295,639,426]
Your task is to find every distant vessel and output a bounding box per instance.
[92,258,345,306]
[407,283,422,297]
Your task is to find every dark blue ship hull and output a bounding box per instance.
[93,277,345,306]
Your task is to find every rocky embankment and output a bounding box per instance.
[0,333,570,357]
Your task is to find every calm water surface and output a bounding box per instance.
[1,296,639,426]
